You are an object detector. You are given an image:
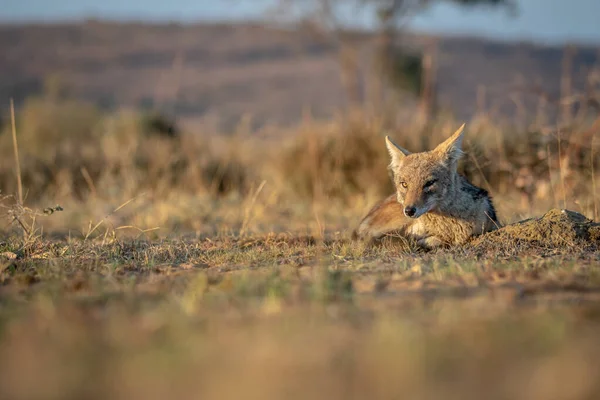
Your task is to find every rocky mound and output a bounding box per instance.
[466,209,600,257]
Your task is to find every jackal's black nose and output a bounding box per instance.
[404,206,417,217]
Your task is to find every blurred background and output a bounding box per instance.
[1,0,600,236]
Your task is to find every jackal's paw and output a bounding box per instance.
[417,236,445,250]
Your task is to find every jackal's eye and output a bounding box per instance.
[423,179,437,189]
[400,181,408,189]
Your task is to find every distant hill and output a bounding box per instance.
[1,21,598,130]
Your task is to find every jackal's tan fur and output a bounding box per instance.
[353,124,500,249]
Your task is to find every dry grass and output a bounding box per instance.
[1,233,600,399]
[0,103,599,398]
[2,33,600,397]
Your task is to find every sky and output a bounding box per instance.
[2,0,599,45]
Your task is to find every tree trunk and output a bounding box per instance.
[338,42,362,111]
[418,38,437,125]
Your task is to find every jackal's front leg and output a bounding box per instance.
[352,194,410,240]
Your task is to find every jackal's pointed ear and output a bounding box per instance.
[385,136,411,168]
[434,123,465,167]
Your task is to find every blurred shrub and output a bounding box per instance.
[271,111,600,209]
[0,97,250,202]
[6,97,102,160]
[0,91,598,210]
[379,50,423,97]
[141,112,180,139]
[274,115,394,200]
[0,95,103,201]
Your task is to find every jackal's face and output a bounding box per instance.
[385,124,465,218]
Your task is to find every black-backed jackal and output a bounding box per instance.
[353,124,500,248]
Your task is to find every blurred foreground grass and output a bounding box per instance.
[1,235,600,400]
